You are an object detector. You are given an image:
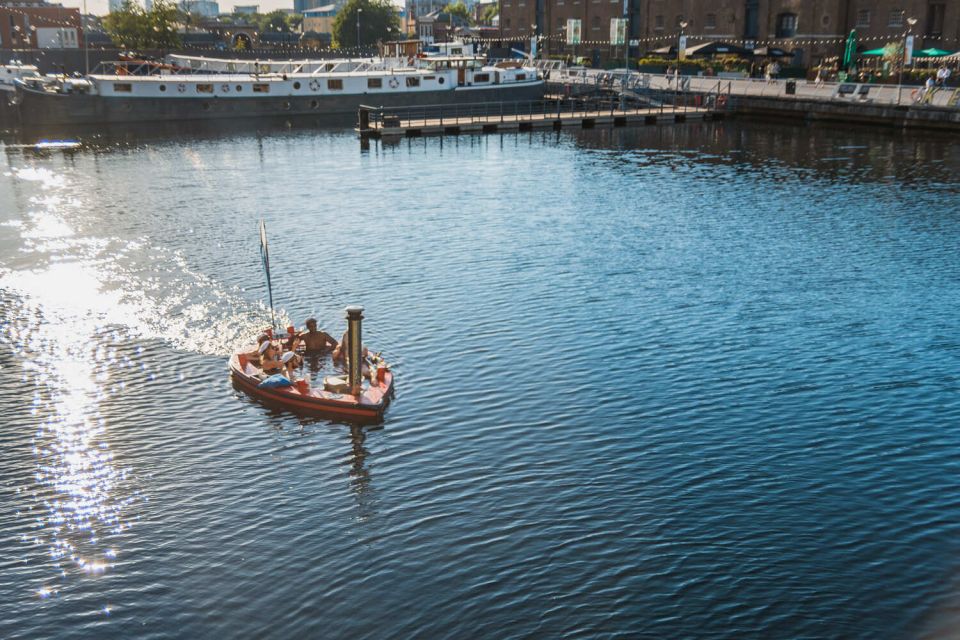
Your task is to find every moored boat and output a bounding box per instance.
[13,54,544,126]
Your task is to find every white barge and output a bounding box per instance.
[13,55,545,126]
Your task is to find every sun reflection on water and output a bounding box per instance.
[1,157,281,605]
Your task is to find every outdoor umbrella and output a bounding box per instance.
[684,41,752,57]
[860,48,887,56]
[843,30,857,69]
[915,48,953,57]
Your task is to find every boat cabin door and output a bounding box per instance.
[457,66,466,86]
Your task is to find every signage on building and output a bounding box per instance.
[629,39,639,47]
[566,19,581,45]
[610,18,626,46]
[905,35,915,64]
[678,35,687,60]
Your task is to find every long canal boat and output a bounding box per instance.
[12,54,544,126]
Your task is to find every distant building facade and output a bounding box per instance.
[497,0,960,66]
[294,0,329,14]
[233,4,258,13]
[303,4,337,35]
[180,0,219,18]
[0,0,83,49]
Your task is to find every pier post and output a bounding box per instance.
[345,305,364,395]
[358,107,370,133]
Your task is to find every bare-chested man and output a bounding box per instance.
[299,318,338,353]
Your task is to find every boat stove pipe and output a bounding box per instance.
[346,305,364,395]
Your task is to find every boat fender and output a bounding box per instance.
[309,78,321,91]
[177,83,186,93]
[221,83,230,93]
[389,77,400,89]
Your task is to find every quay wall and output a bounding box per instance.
[728,96,960,132]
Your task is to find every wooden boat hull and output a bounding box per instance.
[229,353,393,422]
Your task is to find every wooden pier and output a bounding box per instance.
[357,98,720,139]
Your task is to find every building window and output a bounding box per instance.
[504,18,511,27]
[654,15,664,30]
[927,3,945,36]
[196,83,214,93]
[327,78,343,90]
[252,83,269,93]
[406,76,420,87]
[776,12,798,37]
[591,15,600,30]
[367,77,382,88]
[856,9,870,28]
[822,15,830,26]
[888,10,903,27]
[705,13,716,29]
[113,83,132,92]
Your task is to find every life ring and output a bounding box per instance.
[716,94,728,108]
[389,77,400,89]
[309,78,321,91]
[221,83,230,93]
[177,83,186,93]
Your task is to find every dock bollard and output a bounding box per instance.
[346,305,364,395]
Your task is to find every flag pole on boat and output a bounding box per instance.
[259,218,276,330]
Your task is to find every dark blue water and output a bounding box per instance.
[1,121,959,639]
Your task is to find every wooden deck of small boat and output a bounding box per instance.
[357,101,719,139]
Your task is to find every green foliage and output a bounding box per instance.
[480,3,497,25]
[443,1,473,25]
[103,0,181,50]
[250,9,301,33]
[332,0,399,49]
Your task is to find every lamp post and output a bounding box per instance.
[676,19,687,99]
[898,14,917,103]
[356,7,362,51]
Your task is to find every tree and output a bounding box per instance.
[103,0,181,50]
[443,1,473,26]
[480,3,497,26]
[331,0,399,49]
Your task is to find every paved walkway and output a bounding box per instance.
[553,68,960,108]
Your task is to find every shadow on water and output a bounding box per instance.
[1,112,357,148]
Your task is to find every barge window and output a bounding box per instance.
[516,73,526,81]
[196,84,214,93]
[113,83,132,92]
[328,79,343,90]
[252,83,269,93]
[423,75,436,81]
[406,77,420,87]
[473,73,490,82]
[367,78,382,88]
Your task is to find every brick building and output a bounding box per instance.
[0,0,83,50]
[497,0,960,67]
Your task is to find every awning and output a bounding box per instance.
[753,46,790,58]
[860,48,886,56]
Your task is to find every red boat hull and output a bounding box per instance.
[229,353,393,422]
